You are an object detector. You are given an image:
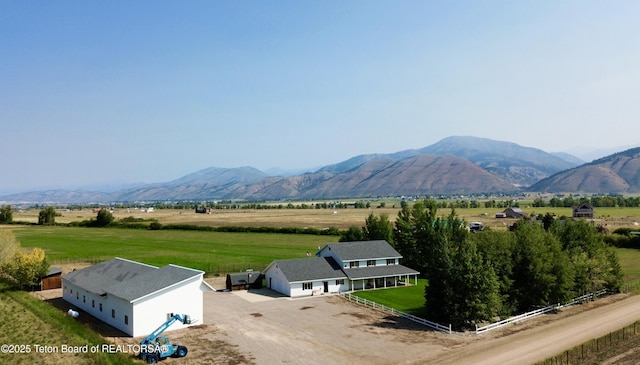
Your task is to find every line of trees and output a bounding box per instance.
[342,199,624,330]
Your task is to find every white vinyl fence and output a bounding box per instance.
[342,290,608,335]
[475,290,607,334]
[340,292,451,333]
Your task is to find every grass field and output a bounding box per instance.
[0,282,135,365]
[10,226,337,275]
[11,205,640,232]
[616,248,640,282]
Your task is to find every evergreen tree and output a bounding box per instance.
[340,226,366,242]
[511,221,573,311]
[362,213,394,243]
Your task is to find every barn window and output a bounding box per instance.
[124,315,129,325]
[83,295,86,303]
[302,282,313,290]
[111,309,115,318]
[92,299,95,308]
[99,303,102,312]
[76,293,79,300]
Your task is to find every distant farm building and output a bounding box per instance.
[572,203,594,219]
[503,207,525,219]
[495,212,507,218]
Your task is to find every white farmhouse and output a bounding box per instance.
[263,240,419,297]
[62,257,213,337]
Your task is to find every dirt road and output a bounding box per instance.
[96,289,640,365]
[435,294,640,365]
[169,289,640,365]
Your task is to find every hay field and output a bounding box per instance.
[12,203,640,231]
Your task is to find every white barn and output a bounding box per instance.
[264,240,419,297]
[62,258,213,337]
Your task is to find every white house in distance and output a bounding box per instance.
[263,240,419,297]
[62,257,214,337]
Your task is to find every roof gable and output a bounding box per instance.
[573,203,593,211]
[318,240,401,261]
[62,258,203,302]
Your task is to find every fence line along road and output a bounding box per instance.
[341,289,608,335]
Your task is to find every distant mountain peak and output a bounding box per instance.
[1,136,631,203]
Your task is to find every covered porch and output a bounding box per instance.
[343,265,420,292]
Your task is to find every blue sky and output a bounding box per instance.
[2,1,639,194]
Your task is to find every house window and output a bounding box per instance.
[99,303,102,312]
[387,259,395,265]
[336,279,344,285]
[367,260,376,267]
[92,299,95,308]
[124,315,129,325]
[349,261,359,268]
[302,282,313,290]
[111,309,115,318]
[83,295,86,303]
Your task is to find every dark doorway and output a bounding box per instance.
[323,281,328,293]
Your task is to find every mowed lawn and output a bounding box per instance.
[11,226,339,274]
[352,279,429,317]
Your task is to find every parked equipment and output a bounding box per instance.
[139,313,191,364]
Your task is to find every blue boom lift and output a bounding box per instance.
[139,313,191,364]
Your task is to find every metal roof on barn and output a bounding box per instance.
[62,257,204,302]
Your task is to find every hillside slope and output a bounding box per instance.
[529,147,640,193]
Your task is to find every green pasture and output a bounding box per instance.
[616,248,640,282]
[12,226,338,275]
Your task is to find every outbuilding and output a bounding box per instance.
[226,270,263,291]
[62,258,214,337]
[503,207,525,219]
[40,267,62,290]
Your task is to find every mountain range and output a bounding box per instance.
[2,136,639,204]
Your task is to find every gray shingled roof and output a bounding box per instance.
[228,272,262,286]
[62,258,203,302]
[319,240,401,261]
[342,264,419,280]
[272,257,346,283]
